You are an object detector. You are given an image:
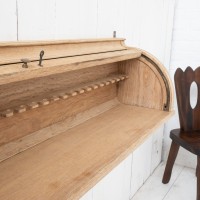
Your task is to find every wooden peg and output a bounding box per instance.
[39,99,49,106]
[14,105,26,113]
[59,93,69,99]
[90,84,98,90]
[83,86,92,92]
[27,102,39,109]
[50,96,60,101]
[1,109,14,117]
[110,79,116,84]
[98,82,105,87]
[114,77,120,82]
[75,88,85,94]
[102,80,110,86]
[120,76,125,80]
[68,91,78,97]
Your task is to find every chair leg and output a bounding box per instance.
[197,156,200,200]
[162,141,180,184]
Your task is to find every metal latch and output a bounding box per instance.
[21,58,30,68]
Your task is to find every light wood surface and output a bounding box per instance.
[0,38,174,200]
[0,63,118,112]
[0,74,127,118]
[118,59,164,110]
[117,49,174,111]
[138,49,174,111]
[0,85,117,146]
[0,38,127,65]
[0,99,119,162]
[0,105,173,200]
[0,49,140,85]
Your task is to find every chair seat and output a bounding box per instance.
[170,129,200,155]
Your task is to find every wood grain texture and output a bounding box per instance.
[0,74,127,118]
[0,99,119,162]
[118,59,164,110]
[0,85,117,146]
[0,38,127,64]
[162,141,180,184]
[140,49,174,111]
[175,67,200,131]
[0,63,117,111]
[0,105,173,200]
[0,49,140,85]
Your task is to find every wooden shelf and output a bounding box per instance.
[0,74,128,118]
[0,49,141,85]
[0,105,173,200]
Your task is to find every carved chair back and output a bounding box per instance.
[174,67,200,132]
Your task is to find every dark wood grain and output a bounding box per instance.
[175,67,200,131]
[162,141,179,184]
[163,67,200,200]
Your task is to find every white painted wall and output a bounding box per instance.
[0,0,175,62]
[163,0,200,169]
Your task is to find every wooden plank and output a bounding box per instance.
[0,85,117,147]
[92,154,132,200]
[55,0,80,39]
[17,0,56,40]
[0,74,127,118]
[118,59,164,110]
[0,38,127,65]
[130,135,153,198]
[79,0,97,38]
[0,105,173,200]
[0,99,119,162]
[151,125,164,174]
[0,63,118,111]
[0,49,140,85]
[0,0,17,41]
[97,0,124,37]
[132,163,184,200]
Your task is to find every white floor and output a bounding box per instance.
[132,162,196,200]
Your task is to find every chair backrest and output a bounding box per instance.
[175,67,200,131]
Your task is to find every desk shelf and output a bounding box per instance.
[0,105,173,200]
[0,74,128,118]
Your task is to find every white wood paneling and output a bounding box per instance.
[151,125,164,174]
[97,0,124,38]
[123,0,141,47]
[0,0,17,41]
[92,154,132,200]
[138,0,176,63]
[55,0,80,39]
[130,136,153,198]
[164,167,196,200]
[17,0,56,40]
[79,0,97,38]
[132,163,184,200]
[55,0,97,39]
[79,190,93,200]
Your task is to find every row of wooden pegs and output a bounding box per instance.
[0,74,128,118]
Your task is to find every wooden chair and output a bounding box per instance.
[162,66,200,200]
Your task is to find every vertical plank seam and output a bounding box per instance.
[129,153,134,199]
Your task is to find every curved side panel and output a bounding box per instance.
[118,49,174,111]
